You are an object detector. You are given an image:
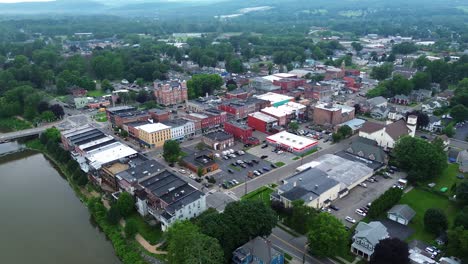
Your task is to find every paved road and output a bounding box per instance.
[269,227,333,264]
[416,131,468,150]
[0,122,60,141]
[230,136,356,198]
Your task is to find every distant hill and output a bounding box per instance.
[0,0,107,14]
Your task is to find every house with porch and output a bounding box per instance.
[351,221,389,260]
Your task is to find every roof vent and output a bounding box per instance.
[315,185,319,189]
[143,171,148,174]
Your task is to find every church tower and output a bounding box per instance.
[406,115,418,137]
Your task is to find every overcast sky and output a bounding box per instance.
[0,0,55,3]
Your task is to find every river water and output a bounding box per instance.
[0,142,121,264]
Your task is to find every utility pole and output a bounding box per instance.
[244,174,248,196]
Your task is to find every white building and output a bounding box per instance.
[351,221,389,260]
[359,116,416,149]
[162,119,195,141]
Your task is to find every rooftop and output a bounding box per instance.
[117,159,166,183]
[315,102,355,113]
[86,142,138,170]
[203,131,234,141]
[162,118,192,127]
[137,123,171,133]
[388,204,416,221]
[254,92,293,104]
[267,131,318,151]
[233,237,282,264]
[106,105,136,114]
[226,120,251,130]
[249,112,278,123]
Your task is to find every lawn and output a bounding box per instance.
[241,186,273,206]
[127,214,164,245]
[275,161,285,167]
[94,112,108,122]
[399,188,458,243]
[0,117,32,132]
[424,164,465,195]
[229,165,241,172]
[88,89,106,97]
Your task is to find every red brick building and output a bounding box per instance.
[183,109,227,132]
[149,109,170,122]
[304,84,333,100]
[313,103,355,127]
[153,80,188,106]
[218,100,256,120]
[247,112,278,134]
[70,86,88,97]
[111,110,151,128]
[225,87,252,100]
[224,121,253,142]
[273,78,306,91]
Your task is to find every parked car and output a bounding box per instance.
[214,153,220,158]
[179,169,186,174]
[261,155,268,159]
[359,183,367,188]
[261,144,268,149]
[231,162,238,167]
[345,216,356,223]
[277,150,284,154]
[228,169,234,174]
[229,154,237,158]
[237,150,245,155]
[232,179,239,185]
[240,163,247,168]
[253,170,261,176]
[355,209,366,217]
[223,156,229,160]
[270,164,277,168]
[329,205,339,211]
[262,167,270,172]
[244,144,252,148]
[252,159,259,164]
[236,160,244,164]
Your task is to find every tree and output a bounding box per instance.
[332,132,344,142]
[37,101,49,113]
[412,72,432,90]
[42,127,61,142]
[424,208,448,235]
[393,136,447,183]
[124,218,138,239]
[371,63,393,81]
[116,192,134,217]
[163,140,182,163]
[354,103,361,114]
[195,142,206,151]
[307,213,347,258]
[447,226,468,262]
[367,188,403,219]
[135,90,148,103]
[167,221,224,264]
[406,111,429,129]
[370,238,410,264]
[289,122,299,132]
[187,74,223,99]
[454,206,468,229]
[106,206,121,225]
[197,167,204,177]
[392,42,418,55]
[337,125,352,138]
[351,42,363,53]
[101,79,113,92]
[227,84,237,91]
[40,110,55,122]
[456,181,468,205]
[49,104,64,119]
[286,200,317,234]
[451,104,468,122]
[444,124,455,137]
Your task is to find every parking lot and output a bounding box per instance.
[247,144,296,165]
[329,172,405,227]
[213,150,275,189]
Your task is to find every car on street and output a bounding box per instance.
[359,183,367,188]
[261,155,268,159]
[329,205,339,211]
[345,216,356,223]
[355,209,366,216]
[253,170,261,176]
[179,169,186,174]
[232,179,239,185]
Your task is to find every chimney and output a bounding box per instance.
[315,184,319,189]
[293,181,297,187]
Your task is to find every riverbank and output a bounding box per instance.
[25,138,164,264]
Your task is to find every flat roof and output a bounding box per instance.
[189,113,209,119]
[279,167,340,200]
[274,73,297,78]
[315,102,354,113]
[267,131,318,151]
[62,124,94,138]
[86,142,138,170]
[137,123,170,133]
[78,135,114,150]
[255,92,293,104]
[261,107,288,118]
[249,112,278,123]
[339,118,366,131]
[262,75,283,82]
[203,131,233,141]
[117,159,166,183]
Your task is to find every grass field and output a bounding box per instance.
[94,112,108,122]
[88,89,106,97]
[241,186,273,206]
[424,164,465,195]
[275,161,285,167]
[399,188,458,243]
[0,117,32,132]
[127,214,163,245]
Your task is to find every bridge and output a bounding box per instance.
[0,123,60,142]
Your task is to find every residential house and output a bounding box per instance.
[359,116,417,149]
[421,99,447,114]
[347,137,387,164]
[387,204,416,226]
[366,96,388,109]
[74,97,89,109]
[351,221,389,260]
[370,106,390,120]
[437,90,454,101]
[232,237,284,264]
[392,66,417,79]
[410,89,432,103]
[423,115,442,132]
[457,150,468,173]
[391,94,410,105]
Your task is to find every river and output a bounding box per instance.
[0,142,121,264]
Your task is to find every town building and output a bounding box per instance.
[271,167,341,209]
[313,102,355,127]
[391,94,410,105]
[387,204,416,226]
[351,221,389,260]
[123,121,150,139]
[149,109,170,122]
[110,110,151,128]
[81,141,138,175]
[359,116,416,149]
[250,77,281,92]
[184,109,227,132]
[86,98,111,109]
[180,149,219,175]
[137,123,172,148]
[106,106,137,127]
[116,159,166,195]
[74,97,89,109]
[337,118,367,134]
[61,124,108,151]
[136,169,206,231]
[254,92,293,107]
[224,121,255,143]
[273,78,306,91]
[225,87,253,100]
[70,86,88,97]
[266,131,318,155]
[346,137,387,164]
[392,65,417,79]
[232,237,285,264]
[162,119,195,141]
[153,80,188,105]
[247,112,278,134]
[304,83,333,101]
[186,96,222,112]
[202,131,235,150]
[218,99,257,120]
[261,102,307,126]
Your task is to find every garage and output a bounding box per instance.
[387,204,416,226]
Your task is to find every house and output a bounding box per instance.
[70,86,88,97]
[391,94,410,105]
[387,106,408,121]
[271,167,341,209]
[437,90,454,101]
[337,118,367,134]
[347,137,387,164]
[410,89,432,103]
[180,149,219,175]
[359,116,417,149]
[366,96,387,108]
[457,150,468,173]
[421,99,447,114]
[202,131,234,150]
[392,66,417,79]
[74,97,89,109]
[232,237,284,264]
[387,204,416,226]
[370,106,390,120]
[423,115,442,132]
[351,221,389,260]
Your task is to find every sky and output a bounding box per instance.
[0,0,55,3]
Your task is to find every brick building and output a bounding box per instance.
[247,112,278,134]
[111,110,151,128]
[124,121,150,139]
[153,80,188,106]
[218,99,256,120]
[304,84,333,101]
[183,109,227,132]
[202,131,235,150]
[273,78,306,91]
[313,102,355,127]
[106,106,137,127]
[224,121,254,142]
[225,87,253,100]
[181,149,219,176]
[149,109,170,122]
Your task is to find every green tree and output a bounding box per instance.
[43,127,61,142]
[367,188,403,219]
[307,213,347,258]
[447,226,468,262]
[393,136,447,183]
[451,104,468,122]
[163,140,182,163]
[187,74,223,99]
[332,132,344,142]
[370,238,410,264]
[124,218,138,239]
[40,110,55,122]
[337,125,352,138]
[286,200,317,234]
[456,181,468,205]
[227,84,237,91]
[454,206,468,229]
[195,142,206,151]
[289,122,299,132]
[116,192,134,217]
[197,167,204,177]
[412,72,432,90]
[443,124,455,137]
[371,63,393,81]
[101,79,113,91]
[351,42,363,53]
[424,208,448,235]
[167,221,224,264]
[106,206,121,225]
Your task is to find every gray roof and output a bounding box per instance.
[117,159,166,183]
[346,137,386,164]
[367,96,387,106]
[279,168,340,202]
[428,115,441,124]
[353,221,389,246]
[233,237,282,264]
[388,204,416,221]
[203,131,233,141]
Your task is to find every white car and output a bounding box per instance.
[277,150,284,154]
[359,183,367,188]
[253,171,261,176]
[345,216,356,223]
[179,169,186,174]
[355,209,366,217]
[232,179,239,185]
